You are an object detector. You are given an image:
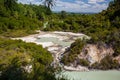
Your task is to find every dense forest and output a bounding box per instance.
[0,0,52,37]
[0,0,120,80]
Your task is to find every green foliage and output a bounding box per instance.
[70,39,86,54]
[61,39,86,65]
[91,56,119,70]
[4,0,18,11]
[0,0,119,73]
[78,59,89,67]
[0,56,29,80]
[60,11,67,19]
[0,38,67,80]
[60,0,120,68]
[0,0,52,37]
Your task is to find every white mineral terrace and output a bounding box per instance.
[12,31,120,80]
[12,31,90,69]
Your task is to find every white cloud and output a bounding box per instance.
[52,0,108,13]
[88,0,105,4]
[18,0,43,5]
[75,0,85,5]
[18,0,109,13]
[52,0,81,12]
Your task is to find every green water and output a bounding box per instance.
[61,71,120,80]
[36,37,72,47]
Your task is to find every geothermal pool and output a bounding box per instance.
[35,37,72,47]
[12,31,120,80]
[60,70,120,80]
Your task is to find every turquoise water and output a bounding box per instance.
[36,37,72,47]
[61,71,120,80]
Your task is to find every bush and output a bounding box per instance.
[91,55,119,70]
[78,59,89,67]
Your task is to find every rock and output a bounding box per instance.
[79,44,114,65]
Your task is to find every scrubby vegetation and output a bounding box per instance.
[61,39,86,66]
[0,38,67,80]
[61,0,120,70]
[0,0,67,79]
[91,55,119,70]
[0,0,120,79]
[0,0,51,37]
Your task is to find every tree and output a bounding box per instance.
[43,0,55,9]
[0,57,28,80]
[4,0,18,11]
[60,11,67,19]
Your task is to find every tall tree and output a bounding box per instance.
[60,11,67,19]
[43,0,55,9]
[4,0,18,10]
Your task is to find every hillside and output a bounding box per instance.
[0,0,66,80]
[0,0,120,80]
[0,0,51,37]
[61,0,120,70]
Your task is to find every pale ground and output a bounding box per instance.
[12,31,89,48]
[64,65,89,71]
[12,31,90,71]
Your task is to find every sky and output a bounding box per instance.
[18,0,112,13]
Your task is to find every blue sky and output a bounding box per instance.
[18,0,112,13]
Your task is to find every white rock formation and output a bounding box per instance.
[12,31,89,68]
[79,44,114,64]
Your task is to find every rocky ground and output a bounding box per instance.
[12,31,90,70]
[12,31,120,71]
